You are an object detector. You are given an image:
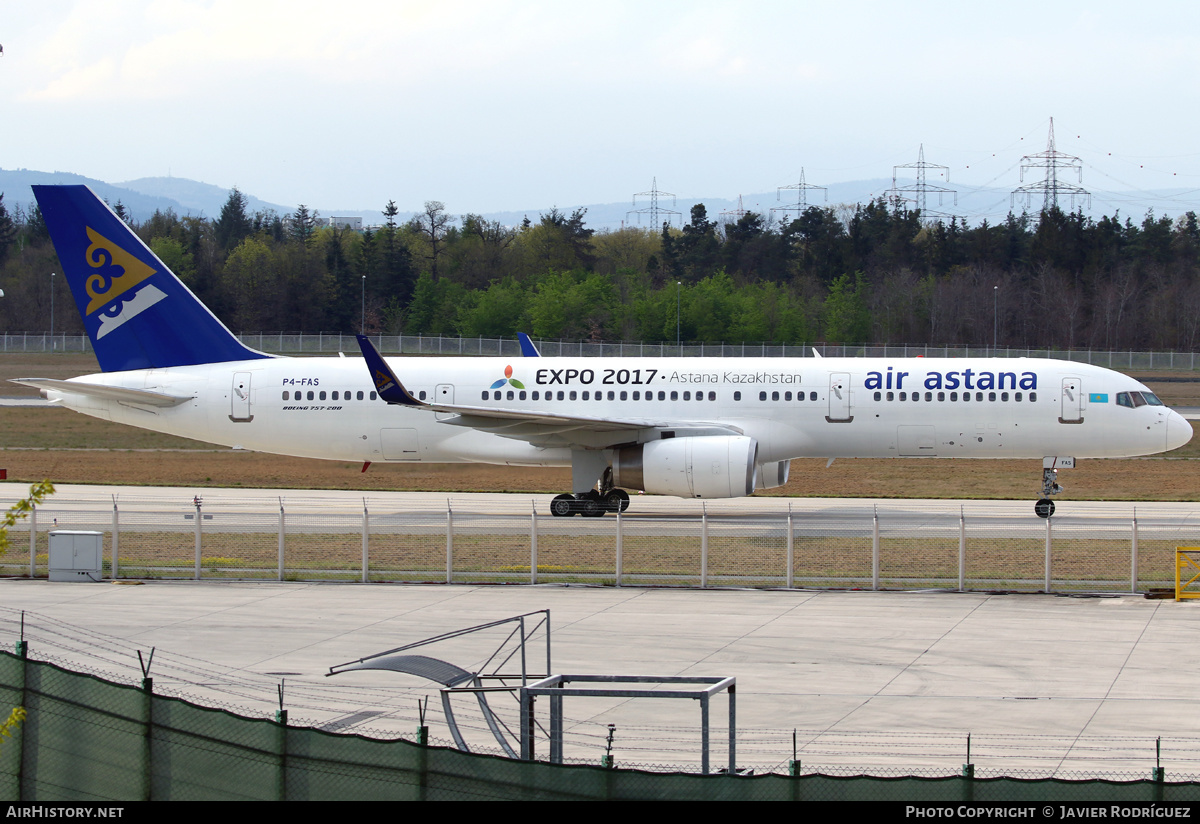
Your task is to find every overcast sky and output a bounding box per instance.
[6,1,1200,218]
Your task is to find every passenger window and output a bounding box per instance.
[582,391,589,400]
[532,391,540,400]
[937,392,945,402]
[759,391,767,401]
[899,392,907,401]
[370,391,377,400]
[358,391,364,400]
[988,392,996,402]
[873,391,881,401]
[632,391,640,400]
[809,392,817,401]
[519,391,526,400]
[772,391,779,401]
[708,391,716,401]
[319,391,326,400]
[283,391,289,400]
[949,392,957,401]
[1001,392,1009,401]
[307,391,314,401]
[620,391,628,401]
[1015,392,1022,402]
[510,390,517,400]
[331,391,339,401]
[785,391,793,401]
[1030,392,1037,402]
[569,391,576,400]
[419,391,426,401]
[608,391,615,401]
[684,391,691,401]
[671,391,678,401]
[887,392,894,401]
[482,391,489,400]
[734,391,741,401]
[975,392,983,402]
[659,391,666,401]
[924,392,932,402]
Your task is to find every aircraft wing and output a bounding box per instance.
[10,378,193,408]
[355,335,741,447]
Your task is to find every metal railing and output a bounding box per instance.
[3,495,1193,593]
[6,331,1200,369]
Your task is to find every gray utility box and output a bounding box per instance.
[48,530,103,582]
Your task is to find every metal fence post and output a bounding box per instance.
[1044,515,1053,593]
[615,508,623,586]
[277,499,285,581]
[700,503,709,588]
[958,506,966,592]
[28,503,36,578]
[1131,508,1139,594]
[786,504,794,588]
[446,500,454,584]
[872,506,880,591]
[530,502,538,584]
[112,497,119,580]
[362,500,369,584]
[194,497,202,580]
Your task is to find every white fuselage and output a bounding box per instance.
[47,356,1191,469]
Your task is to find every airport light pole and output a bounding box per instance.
[361,275,366,334]
[676,281,681,349]
[50,272,55,346]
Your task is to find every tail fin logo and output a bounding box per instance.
[83,226,167,339]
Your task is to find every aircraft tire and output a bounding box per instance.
[604,489,630,513]
[579,492,606,517]
[551,494,576,517]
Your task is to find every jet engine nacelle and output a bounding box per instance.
[612,436,758,499]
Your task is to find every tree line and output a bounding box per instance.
[2,187,1200,352]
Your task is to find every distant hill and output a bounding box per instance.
[4,167,1196,231]
[115,177,293,219]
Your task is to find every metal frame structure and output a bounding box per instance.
[519,674,737,774]
[328,610,550,755]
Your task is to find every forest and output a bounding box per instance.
[1,187,1199,352]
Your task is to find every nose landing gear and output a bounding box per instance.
[1035,465,1064,518]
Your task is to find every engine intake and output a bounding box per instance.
[613,436,758,499]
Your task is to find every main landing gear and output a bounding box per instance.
[1035,466,1064,519]
[550,467,631,517]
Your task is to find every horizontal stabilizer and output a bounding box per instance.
[10,378,193,407]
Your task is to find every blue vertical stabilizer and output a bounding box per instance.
[33,185,270,372]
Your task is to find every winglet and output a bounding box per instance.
[518,333,541,357]
[355,335,423,406]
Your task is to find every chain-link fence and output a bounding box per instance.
[7,330,1200,370]
[4,651,1200,801]
[1,495,1193,593]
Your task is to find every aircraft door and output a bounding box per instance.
[1059,377,1083,424]
[434,384,455,421]
[230,372,253,422]
[825,373,853,423]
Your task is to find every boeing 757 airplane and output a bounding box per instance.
[15,186,1193,517]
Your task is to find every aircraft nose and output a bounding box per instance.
[1168,410,1194,452]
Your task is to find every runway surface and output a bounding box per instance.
[2,483,1200,776]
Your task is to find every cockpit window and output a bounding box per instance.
[1130,392,1147,408]
[1142,392,1165,406]
[1117,392,1132,408]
